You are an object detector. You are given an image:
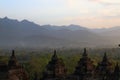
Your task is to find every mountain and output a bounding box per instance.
[93,26,120,45]
[0,17,119,48]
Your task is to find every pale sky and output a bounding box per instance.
[0,0,120,28]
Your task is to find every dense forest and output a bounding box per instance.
[0,48,120,80]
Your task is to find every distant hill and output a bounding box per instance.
[93,26,120,45]
[0,17,119,48]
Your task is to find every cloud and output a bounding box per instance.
[90,0,120,5]
[96,5,120,18]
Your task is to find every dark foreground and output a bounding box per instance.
[0,48,120,80]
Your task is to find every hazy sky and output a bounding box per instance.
[0,0,120,28]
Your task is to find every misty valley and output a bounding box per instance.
[0,17,120,80]
[0,17,120,48]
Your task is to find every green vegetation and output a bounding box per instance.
[0,48,120,80]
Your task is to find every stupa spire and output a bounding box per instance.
[102,52,108,62]
[82,48,88,57]
[52,50,58,61]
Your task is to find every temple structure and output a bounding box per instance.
[8,50,20,69]
[41,49,120,80]
[112,63,120,80]
[42,50,67,80]
[0,50,29,80]
[73,48,95,80]
[0,49,120,80]
[95,53,113,80]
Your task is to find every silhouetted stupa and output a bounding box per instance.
[74,48,95,80]
[42,50,67,80]
[95,52,113,80]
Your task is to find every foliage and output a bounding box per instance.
[0,48,120,79]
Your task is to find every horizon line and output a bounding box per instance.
[1,16,120,29]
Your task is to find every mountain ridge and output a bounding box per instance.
[0,17,120,48]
